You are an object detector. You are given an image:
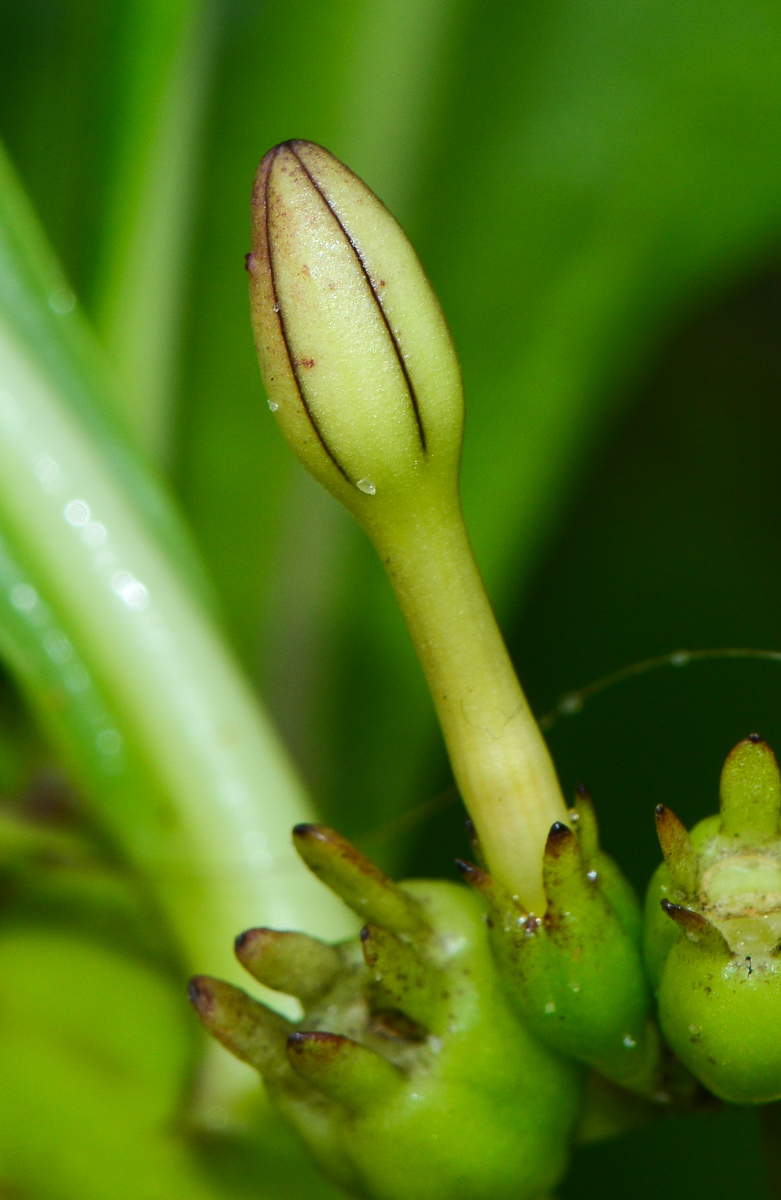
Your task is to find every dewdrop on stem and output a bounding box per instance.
[247,140,568,911]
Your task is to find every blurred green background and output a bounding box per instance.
[1,0,781,1196]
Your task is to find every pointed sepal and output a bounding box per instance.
[235,927,343,1004]
[655,805,698,899]
[660,900,730,957]
[188,976,293,1082]
[287,1031,402,1109]
[360,923,441,1027]
[719,734,781,844]
[292,824,428,934]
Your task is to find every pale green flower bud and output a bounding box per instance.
[248,139,463,523]
[248,141,567,913]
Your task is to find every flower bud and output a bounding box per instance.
[644,735,781,1103]
[248,140,463,525]
[461,790,658,1096]
[248,141,567,914]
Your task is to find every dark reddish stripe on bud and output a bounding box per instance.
[259,146,352,483]
[287,140,427,454]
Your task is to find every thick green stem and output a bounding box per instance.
[372,487,568,912]
[0,315,354,966]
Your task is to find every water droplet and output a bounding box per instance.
[272,303,280,313]
[670,650,690,668]
[10,583,37,612]
[356,479,376,495]
[48,286,76,315]
[688,1024,700,1035]
[64,498,90,527]
[268,399,279,412]
[623,1034,637,1049]
[544,1001,556,1014]
[568,981,581,993]
[82,522,107,548]
[96,729,122,756]
[111,570,149,611]
[587,869,598,882]
[559,693,583,716]
[43,630,73,665]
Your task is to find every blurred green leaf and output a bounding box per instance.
[0,929,211,1199]
[92,0,217,463]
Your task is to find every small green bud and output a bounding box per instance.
[460,795,657,1095]
[234,927,342,1006]
[291,823,429,935]
[249,142,568,912]
[192,827,582,1200]
[645,735,781,1103]
[248,139,462,524]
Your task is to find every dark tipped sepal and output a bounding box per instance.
[188,976,293,1081]
[235,927,342,1004]
[654,806,698,900]
[660,900,730,956]
[287,1030,402,1109]
[293,824,428,934]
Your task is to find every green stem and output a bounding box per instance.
[0,314,354,976]
[373,487,567,912]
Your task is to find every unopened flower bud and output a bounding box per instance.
[644,736,781,1103]
[248,141,567,912]
[248,139,463,524]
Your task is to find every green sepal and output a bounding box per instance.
[235,927,342,1005]
[292,824,428,935]
[287,1031,403,1109]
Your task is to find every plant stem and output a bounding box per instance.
[373,486,568,913]
[0,314,355,971]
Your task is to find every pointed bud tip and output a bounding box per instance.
[292,822,320,840]
[234,929,252,954]
[455,857,490,887]
[234,927,275,960]
[188,975,215,1016]
[545,821,575,856]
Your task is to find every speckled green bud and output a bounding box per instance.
[460,789,658,1096]
[644,735,781,1104]
[191,826,582,1200]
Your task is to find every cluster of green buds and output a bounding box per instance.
[645,734,781,1104]
[192,139,768,1198]
[191,824,581,1200]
